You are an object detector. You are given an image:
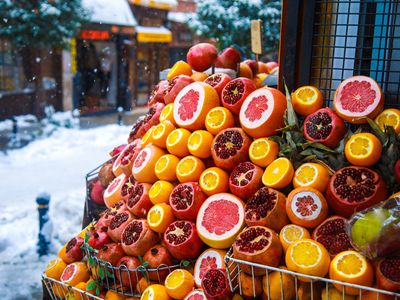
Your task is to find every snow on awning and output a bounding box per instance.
[129,0,177,11]
[136,26,172,43]
[82,0,137,27]
[168,12,193,23]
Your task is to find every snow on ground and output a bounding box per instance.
[0,124,130,299]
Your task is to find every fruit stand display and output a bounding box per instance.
[42,42,400,300]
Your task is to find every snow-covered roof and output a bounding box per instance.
[82,0,137,27]
[136,26,171,34]
[168,12,193,23]
[129,0,177,10]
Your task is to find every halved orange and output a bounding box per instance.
[159,103,176,126]
[166,128,191,158]
[249,138,279,168]
[165,269,195,299]
[205,107,235,135]
[167,60,192,80]
[285,238,330,281]
[152,121,175,149]
[45,257,67,280]
[329,250,374,295]
[60,262,90,287]
[187,130,214,158]
[176,156,206,183]
[142,284,171,300]
[262,157,294,189]
[279,224,310,252]
[375,108,400,134]
[141,125,156,147]
[345,132,382,167]
[147,203,175,233]
[199,167,229,196]
[155,154,180,181]
[293,162,330,193]
[149,180,174,204]
[191,72,208,82]
[292,86,323,116]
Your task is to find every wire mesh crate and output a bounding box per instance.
[279,0,400,108]
[42,275,102,300]
[225,248,400,300]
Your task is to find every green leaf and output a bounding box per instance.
[88,256,94,267]
[283,79,298,127]
[98,268,105,280]
[138,256,143,263]
[95,286,100,296]
[84,231,89,243]
[86,281,95,291]
[141,261,149,268]
[366,118,387,144]
[182,260,190,267]
[106,269,114,278]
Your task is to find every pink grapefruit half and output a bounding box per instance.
[239,87,287,138]
[104,173,127,208]
[132,145,166,183]
[184,289,207,300]
[173,82,220,131]
[196,193,245,249]
[334,75,384,124]
[194,248,226,287]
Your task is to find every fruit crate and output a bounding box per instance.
[42,275,102,300]
[224,248,400,300]
[83,243,190,297]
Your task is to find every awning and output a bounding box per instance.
[82,0,137,27]
[130,0,177,11]
[136,26,172,43]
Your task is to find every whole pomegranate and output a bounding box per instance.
[187,43,218,72]
[163,220,203,260]
[90,180,105,205]
[326,166,387,217]
[303,108,346,148]
[215,46,241,70]
[88,228,111,250]
[201,268,232,300]
[233,226,282,275]
[211,128,251,172]
[169,182,206,220]
[121,219,159,257]
[143,245,174,281]
[127,183,152,218]
[116,256,142,288]
[98,162,115,188]
[64,237,84,264]
[229,162,263,200]
[108,211,135,243]
[97,243,125,266]
[243,60,259,75]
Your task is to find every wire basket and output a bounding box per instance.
[225,248,400,300]
[83,242,191,297]
[42,275,102,300]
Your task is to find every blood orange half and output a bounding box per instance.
[104,173,127,208]
[132,145,166,183]
[239,87,287,138]
[193,248,226,287]
[173,82,220,131]
[334,75,384,124]
[184,289,207,300]
[196,193,245,249]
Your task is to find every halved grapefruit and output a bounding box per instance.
[60,262,90,287]
[104,173,127,208]
[239,87,287,138]
[194,248,226,287]
[184,289,207,300]
[132,145,166,183]
[334,75,384,124]
[196,193,245,249]
[173,82,220,131]
[112,140,141,176]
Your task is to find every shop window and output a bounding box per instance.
[0,39,29,92]
[178,32,193,43]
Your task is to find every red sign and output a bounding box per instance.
[80,30,110,40]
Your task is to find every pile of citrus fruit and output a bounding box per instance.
[44,43,400,300]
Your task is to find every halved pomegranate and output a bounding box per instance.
[64,237,84,264]
[148,80,168,105]
[229,161,263,200]
[303,108,346,148]
[107,211,134,243]
[376,255,400,292]
[96,243,125,266]
[204,73,232,97]
[112,140,142,177]
[201,268,232,300]
[121,219,159,257]
[169,182,206,220]
[109,144,127,158]
[239,87,287,138]
[96,201,128,230]
[143,245,174,281]
[104,173,127,209]
[128,116,146,142]
[127,183,152,218]
[120,175,137,202]
[88,228,111,250]
[334,75,384,124]
[142,102,165,132]
[326,166,387,217]
[233,226,282,275]
[116,256,142,288]
[221,77,256,115]
[211,127,251,172]
[194,248,226,288]
[98,162,115,188]
[163,220,203,260]
[245,187,288,232]
[312,215,353,258]
[164,75,194,104]
[173,82,220,131]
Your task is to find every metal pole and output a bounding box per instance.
[36,193,51,256]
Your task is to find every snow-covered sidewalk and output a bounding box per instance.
[0,124,130,299]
